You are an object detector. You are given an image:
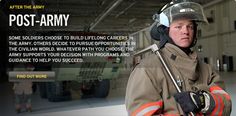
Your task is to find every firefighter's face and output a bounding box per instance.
[169,18,194,48]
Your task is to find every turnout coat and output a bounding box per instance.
[125,43,231,116]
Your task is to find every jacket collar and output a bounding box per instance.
[162,43,199,81]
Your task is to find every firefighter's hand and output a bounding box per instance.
[174,91,206,113]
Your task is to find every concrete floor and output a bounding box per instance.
[0,72,235,116]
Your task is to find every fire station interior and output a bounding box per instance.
[0,0,236,115]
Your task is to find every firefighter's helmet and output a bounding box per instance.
[153,0,208,27]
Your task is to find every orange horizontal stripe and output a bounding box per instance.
[209,85,222,92]
[132,101,163,116]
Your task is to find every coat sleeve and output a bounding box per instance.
[125,65,163,116]
[206,65,232,116]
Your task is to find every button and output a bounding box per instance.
[8,71,55,82]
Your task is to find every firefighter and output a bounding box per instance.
[125,0,232,115]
